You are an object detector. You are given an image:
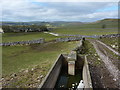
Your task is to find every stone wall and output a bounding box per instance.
[60,34,100,38]
[1,37,82,46]
[56,37,82,42]
[100,34,120,38]
[61,34,120,38]
[0,38,44,46]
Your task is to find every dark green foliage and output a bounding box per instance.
[102,24,106,29]
[2,25,48,33]
[75,40,88,54]
[79,41,88,54]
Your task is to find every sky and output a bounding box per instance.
[1,0,119,22]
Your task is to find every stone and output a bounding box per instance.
[72,83,75,87]
[1,38,44,46]
[112,45,115,48]
[40,75,44,78]
[113,78,116,81]
[25,69,29,73]
[31,68,34,71]
[11,73,17,77]
[98,58,100,61]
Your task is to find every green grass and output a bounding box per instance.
[98,37,119,51]
[2,19,118,43]
[53,28,118,35]
[2,32,76,43]
[52,20,118,35]
[2,32,71,43]
[83,40,102,66]
[2,41,79,76]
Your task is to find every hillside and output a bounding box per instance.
[1,18,118,27]
[1,21,83,27]
[52,18,118,35]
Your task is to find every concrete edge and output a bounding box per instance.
[38,54,63,89]
[82,55,93,89]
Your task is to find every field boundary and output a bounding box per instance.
[0,38,44,46]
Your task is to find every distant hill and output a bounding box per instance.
[1,18,119,28]
[50,21,83,27]
[93,18,119,24]
[1,21,83,27]
[1,21,50,26]
[82,18,119,29]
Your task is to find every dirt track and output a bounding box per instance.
[88,39,119,89]
[96,40,120,56]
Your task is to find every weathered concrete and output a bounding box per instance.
[83,55,93,89]
[39,54,92,89]
[38,54,63,89]
[68,61,75,75]
[67,51,77,75]
[39,39,92,89]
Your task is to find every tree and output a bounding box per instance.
[40,25,48,31]
[102,24,106,29]
[2,25,13,32]
[2,25,49,33]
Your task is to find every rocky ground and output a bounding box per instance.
[87,39,119,89]
[1,65,46,88]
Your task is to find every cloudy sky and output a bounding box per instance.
[1,0,119,22]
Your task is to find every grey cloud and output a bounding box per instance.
[1,0,118,22]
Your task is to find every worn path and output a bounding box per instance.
[96,40,120,56]
[88,39,119,88]
[44,32,59,36]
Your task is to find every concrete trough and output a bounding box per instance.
[38,54,92,89]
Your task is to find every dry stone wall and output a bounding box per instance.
[56,37,82,42]
[0,38,44,46]
[100,34,120,38]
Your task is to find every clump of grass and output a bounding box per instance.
[98,37,119,51]
[81,40,102,66]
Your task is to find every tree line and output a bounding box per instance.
[2,25,49,33]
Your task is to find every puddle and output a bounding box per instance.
[55,67,82,89]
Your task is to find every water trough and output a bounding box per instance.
[39,39,92,89]
[38,53,93,89]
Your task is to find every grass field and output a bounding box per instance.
[2,19,118,76]
[2,32,70,43]
[53,28,118,35]
[52,19,118,35]
[2,32,54,42]
[2,41,78,76]
[2,19,118,43]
